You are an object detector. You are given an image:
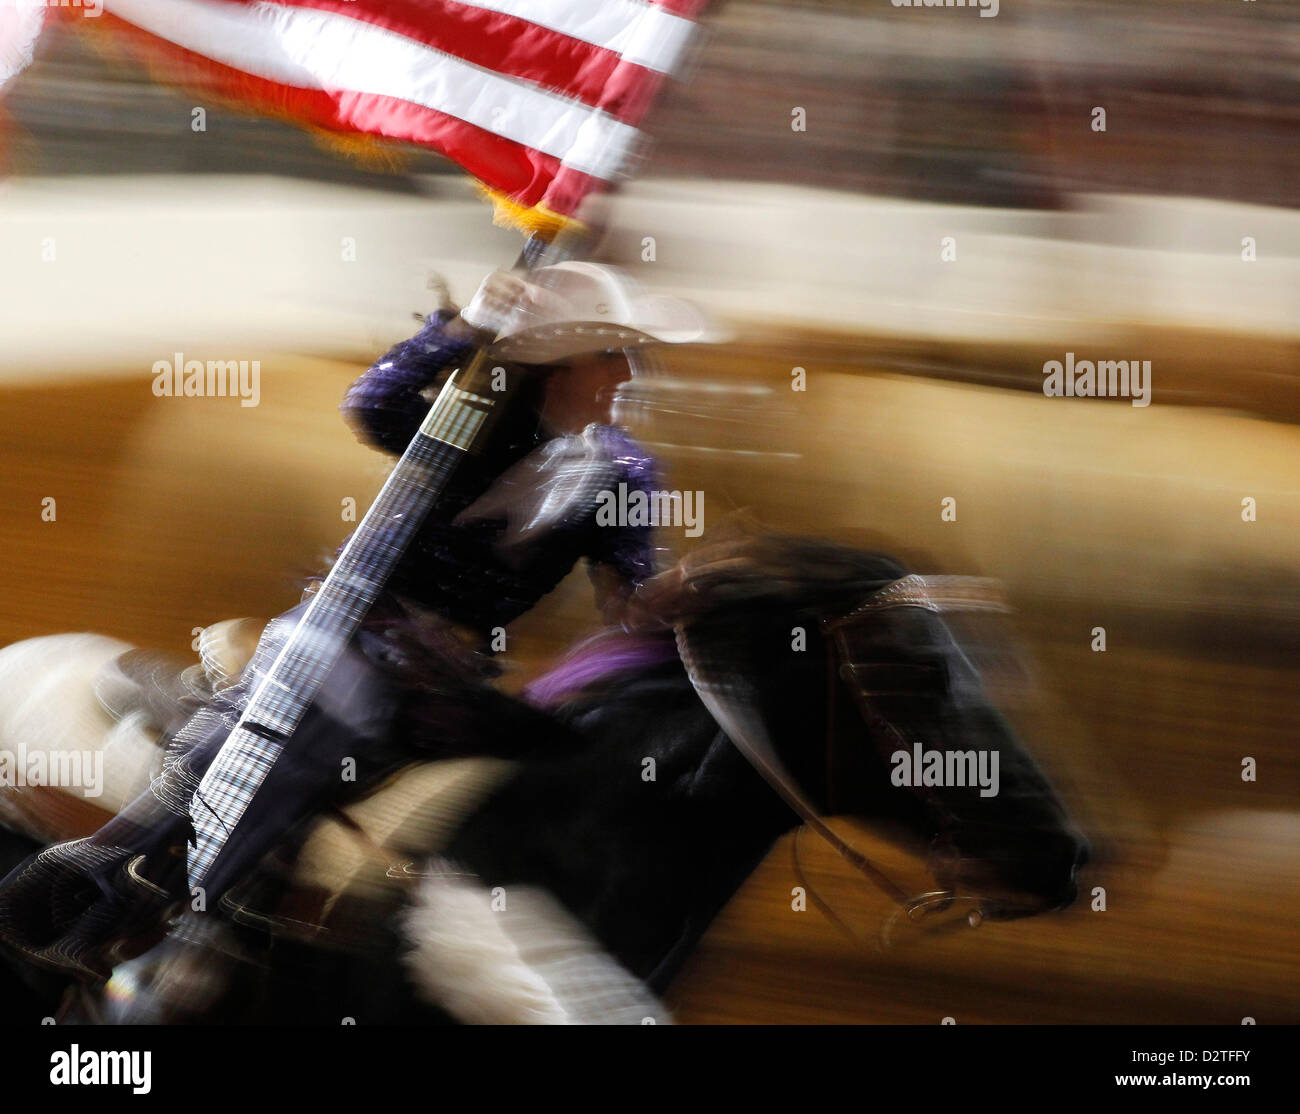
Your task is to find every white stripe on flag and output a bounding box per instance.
[455,0,695,74]
[102,0,641,179]
[0,3,45,89]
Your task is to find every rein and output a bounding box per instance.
[674,624,911,907]
[675,572,1032,942]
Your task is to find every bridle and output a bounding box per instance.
[676,572,1059,949]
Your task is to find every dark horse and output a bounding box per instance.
[0,535,1087,1023]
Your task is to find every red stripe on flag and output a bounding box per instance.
[259,0,688,125]
[91,11,581,210]
[209,0,644,115]
[540,163,609,221]
[65,1,709,223]
[647,0,711,17]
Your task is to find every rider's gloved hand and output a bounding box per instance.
[450,269,569,343]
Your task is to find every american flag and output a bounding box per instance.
[1,0,708,231]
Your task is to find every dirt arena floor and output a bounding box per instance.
[2,340,1296,1023]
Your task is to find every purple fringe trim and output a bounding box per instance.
[524,629,679,709]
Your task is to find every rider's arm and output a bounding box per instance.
[339,308,479,456]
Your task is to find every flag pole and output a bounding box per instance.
[182,206,613,892]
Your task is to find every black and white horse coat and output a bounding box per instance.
[0,539,1087,1023]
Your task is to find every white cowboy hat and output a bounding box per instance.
[486,261,723,364]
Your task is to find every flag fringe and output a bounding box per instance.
[477,186,580,241]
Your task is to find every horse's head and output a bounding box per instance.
[639,534,1089,918]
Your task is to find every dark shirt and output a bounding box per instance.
[339,310,658,636]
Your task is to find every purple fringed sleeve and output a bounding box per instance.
[581,423,659,589]
[337,317,662,632]
[341,308,476,455]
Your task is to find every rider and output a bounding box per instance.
[337,263,694,642]
[0,262,713,999]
